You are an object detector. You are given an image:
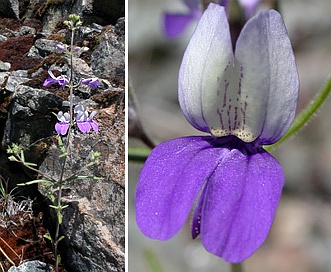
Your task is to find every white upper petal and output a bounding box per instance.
[179,4,298,144]
[178,3,233,134]
[235,9,299,144]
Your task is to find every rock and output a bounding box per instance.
[0,0,19,20]
[3,85,62,149]
[91,18,125,83]
[5,70,30,92]
[8,260,54,272]
[19,26,36,36]
[34,38,64,57]
[0,61,11,71]
[0,34,7,41]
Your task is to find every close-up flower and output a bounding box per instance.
[55,111,70,135]
[136,3,299,264]
[43,70,70,87]
[81,77,100,89]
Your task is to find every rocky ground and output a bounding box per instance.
[0,0,124,271]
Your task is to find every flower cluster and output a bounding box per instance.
[43,70,100,89]
[55,104,98,135]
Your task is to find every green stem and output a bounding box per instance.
[265,76,331,152]
[231,263,243,272]
[54,23,76,272]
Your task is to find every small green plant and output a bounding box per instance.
[0,176,33,229]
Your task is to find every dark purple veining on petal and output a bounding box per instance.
[211,64,254,142]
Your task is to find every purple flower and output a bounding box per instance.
[74,104,98,133]
[43,70,69,87]
[81,77,100,89]
[55,111,70,135]
[238,0,262,18]
[74,46,89,52]
[163,0,261,38]
[163,0,202,38]
[136,4,299,263]
[55,44,67,51]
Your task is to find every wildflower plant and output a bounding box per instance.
[7,14,102,272]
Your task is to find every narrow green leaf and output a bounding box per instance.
[57,236,65,243]
[58,213,63,224]
[17,179,54,186]
[61,205,69,209]
[20,150,25,162]
[8,155,18,162]
[93,176,103,180]
[59,152,68,158]
[43,234,53,242]
[23,162,38,167]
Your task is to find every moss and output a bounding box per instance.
[27,53,66,75]
[0,18,21,31]
[47,33,66,43]
[91,90,124,108]
[32,0,76,19]
[0,35,43,71]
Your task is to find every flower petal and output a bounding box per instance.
[136,136,228,240]
[235,10,299,145]
[178,4,233,134]
[90,120,99,132]
[77,121,91,133]
[55,122,69,135]
[198,149,284,263]
[238,0,261,18]
[43,78,57,87]
[163,13,196,38]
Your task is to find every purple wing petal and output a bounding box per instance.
[43,78,57,87]
[77,121,91,133]
[136,136,229,240]
[55,122,69,135]
[178,4,233,134]
[199,149,284,263]
[235,10,299,145]
[163,13,195,38]
[90,120,99,132]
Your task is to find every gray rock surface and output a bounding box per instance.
[4,85,62,148]
[92,18,125,82]
[8,261,54,272]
